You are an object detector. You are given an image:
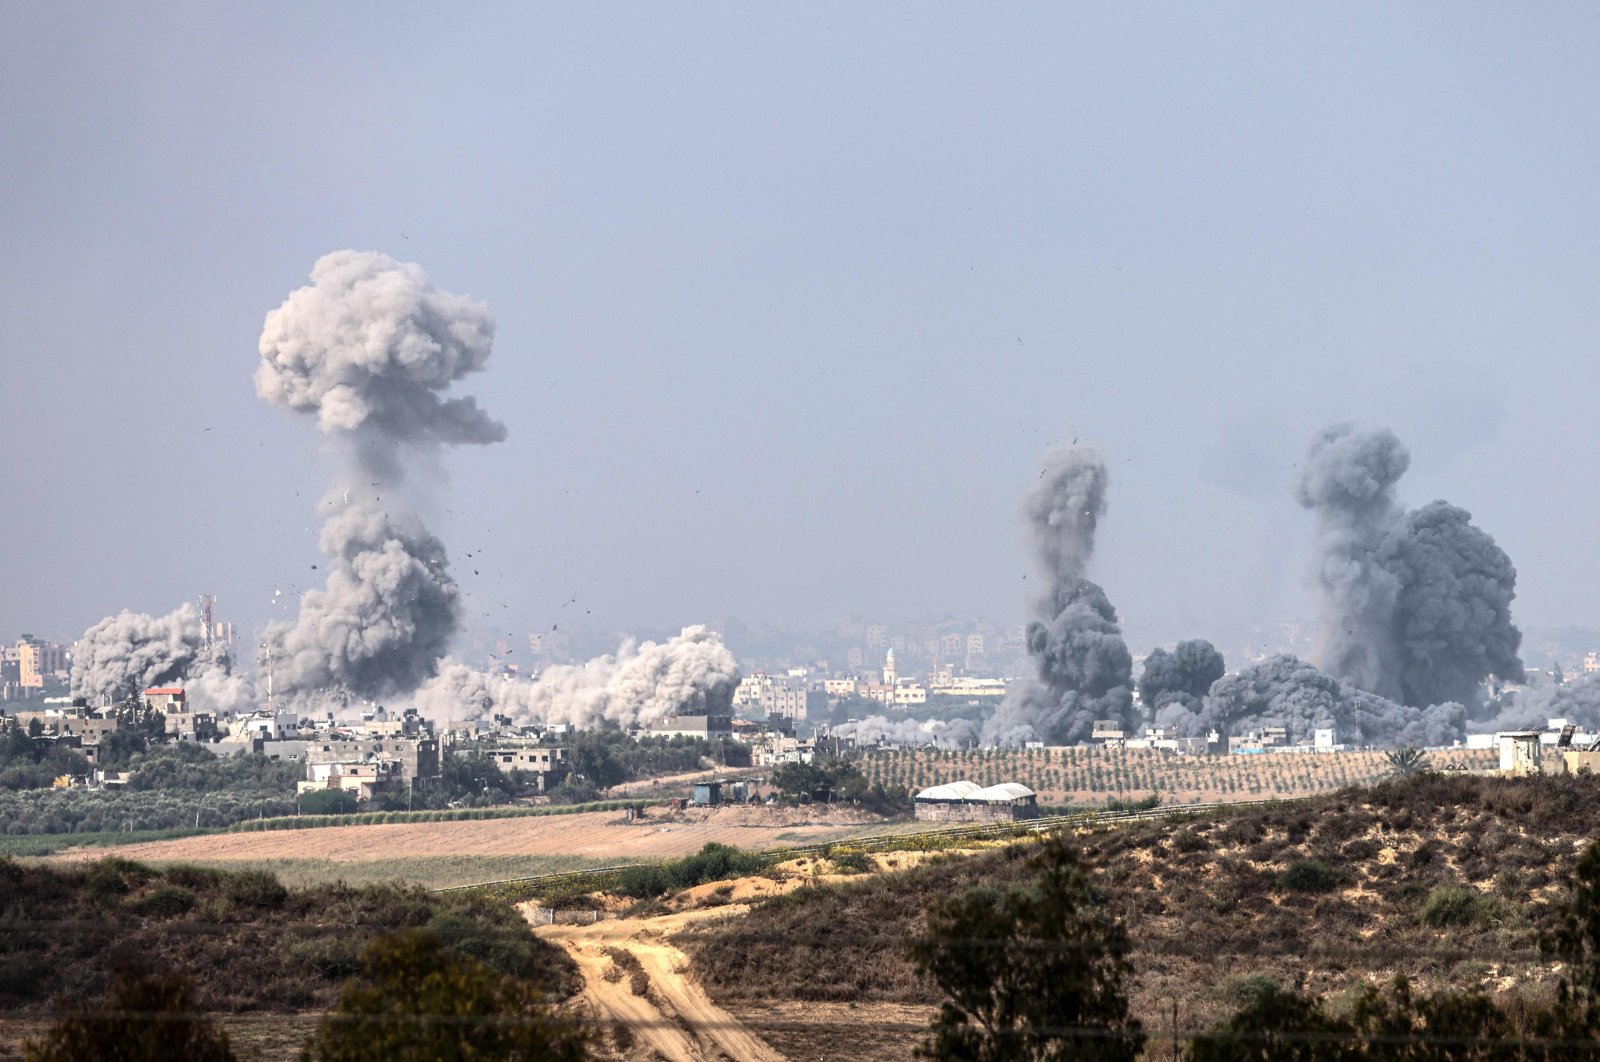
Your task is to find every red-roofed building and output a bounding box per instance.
[143,687,186,714]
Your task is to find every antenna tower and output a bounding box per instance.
[199,594,216,648]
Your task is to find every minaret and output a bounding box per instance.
[883,648,898,688]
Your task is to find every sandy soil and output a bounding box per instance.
[533,904,786,1062]
[46,805,884,867]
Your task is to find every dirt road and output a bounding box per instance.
[530,904,785,1062]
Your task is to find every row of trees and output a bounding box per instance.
[913,836,1600,1060]
[771,757,911,814]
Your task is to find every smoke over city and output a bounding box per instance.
[70,603,251,712]
[414,626,740,730]
[833,714,979,750]
[1154,653,1466,748]
[1138,639,1225,714]
[1297,423,1524,709]
[982,447,1136,746]
[255,251,505,703]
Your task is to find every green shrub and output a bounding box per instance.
[286,935,366,979]
[613,865,671,900]
[1220,973,1282,1008]
[164,865,221,890]
[830,850,874,874]
[298,789,358,815]
[1422,887,1505,928]
[222,869,288,909]
[1277,859,1340,893]
[134,884,196,917]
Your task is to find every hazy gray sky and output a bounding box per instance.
[4,3,1597,657]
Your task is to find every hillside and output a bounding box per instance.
[681,773,1598,1056]
[0,857,578,1058]
[849,744,1496,804]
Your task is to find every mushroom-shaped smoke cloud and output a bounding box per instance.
[981,447,1136,746]
[256,251,505,702]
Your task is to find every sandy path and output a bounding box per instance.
[533,904,786,1062]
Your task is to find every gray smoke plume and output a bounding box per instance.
[255,251,505,702]
[414,626,740,730]
[1477,675,1600,734]
[1297,423,1523,709]
[1138,639,1226,713]
[982,447,1136,746]
[834,715,979,750]
[1156,653,1465,747]
[71,604,253,712]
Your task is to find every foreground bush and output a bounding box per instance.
[302,931,587,1062]
[0,857,576,1014]
[24,971,235,1062]
[910,837,1144,1061]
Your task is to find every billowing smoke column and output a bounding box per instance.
[1164,653,1466,748]
[255,251,505,702]
[982,447,1136,746]
[71,604,252,712]
[1297,424,1524,709]
[1138,639,1225,714]
[414,626,740,731]
[834,715,979,750]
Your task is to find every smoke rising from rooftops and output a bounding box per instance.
[1163,653,1468,747]
[70,603,252,713]
[413,626,740,731]
[981,446,1137,746]
[255,251,505,703]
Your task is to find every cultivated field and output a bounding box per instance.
[45,805,889,888]
[852,745,1497,804]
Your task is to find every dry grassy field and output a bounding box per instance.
[45,805,888,888]
[852,745,1497,804]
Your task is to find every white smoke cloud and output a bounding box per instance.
[834,715,978,749]
[414,626,740,730]
[70,604,253,713]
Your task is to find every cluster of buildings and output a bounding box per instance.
[6,688,580,805]
[0,635,70,702]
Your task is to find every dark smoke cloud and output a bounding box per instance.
[983,447,1137,746]
[1157,654,1465,748]
[256,251,504,703]
[1297,423,1523,710]
[1138,639,1225,713]
[1383,501,1525,707]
